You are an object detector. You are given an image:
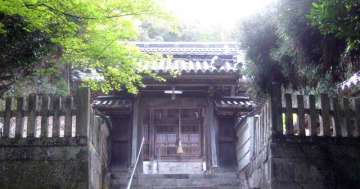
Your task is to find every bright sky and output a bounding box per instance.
[164,0,276,32]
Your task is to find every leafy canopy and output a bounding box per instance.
[0,0,167,94]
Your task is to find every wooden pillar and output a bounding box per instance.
[208,98,218,168]
[131,98,140,166]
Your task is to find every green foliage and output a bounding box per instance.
[0,0,167,95]
[309,0,360,53]
[4,76,70,97]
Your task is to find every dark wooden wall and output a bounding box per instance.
[110,116,131,168]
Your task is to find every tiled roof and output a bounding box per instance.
[339,71,360,90]
[73,42,243,81]
[72,60,239,82]
[215,97,255,110]
[141,60,238,74]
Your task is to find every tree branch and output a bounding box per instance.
[24,3,154,21]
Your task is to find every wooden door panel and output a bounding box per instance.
[218,117,237,167]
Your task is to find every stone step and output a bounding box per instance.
[111,176,239,189]
[111,169,240,189]
[111,184,240,189]
[112,172,238,179]
[111,177,239,186]
[133,186,240,189]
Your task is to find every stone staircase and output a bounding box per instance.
[111,168,240,189]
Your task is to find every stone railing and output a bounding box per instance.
[0,88,90,140]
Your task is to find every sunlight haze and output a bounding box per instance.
[164,0,276,32]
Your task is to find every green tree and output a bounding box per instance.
[309,0,360,53]
[0,13,53,95]
[235,11,285,95]
[0,0,166,95]
[237,0,347,95]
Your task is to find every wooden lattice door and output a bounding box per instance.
[152,108,202,160]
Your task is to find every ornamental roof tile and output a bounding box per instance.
[139,47,240,55]
[134,42,244,58]
[339,71,360,91]
[215,97,255,110]
[93,96,132,109]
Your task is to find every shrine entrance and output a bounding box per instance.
[152,108,203,160]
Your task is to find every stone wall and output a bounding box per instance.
[236,116,271,189]
[89,115,111,189]
[0,116,110,189]
[270,136,360,189]
[0,89,111,189]
[236,133,360,189]
[0,137,89,189]
[236,115,360,189]
[236,102,272,189]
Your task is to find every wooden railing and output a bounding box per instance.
[270,84,360,137]
[0,88,90,139]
